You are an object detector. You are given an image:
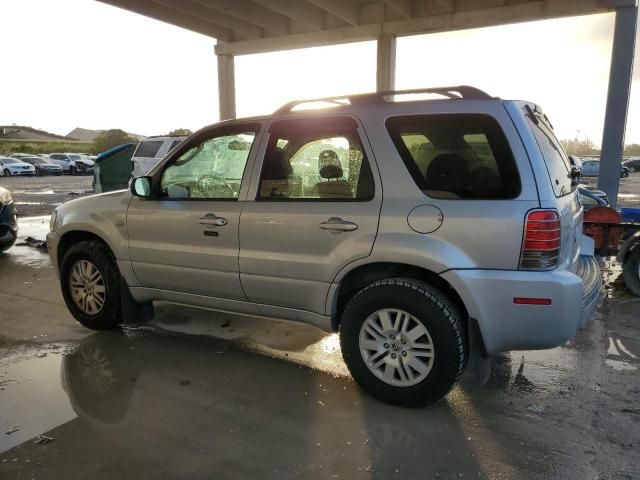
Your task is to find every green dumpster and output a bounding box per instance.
[93,143,137,193]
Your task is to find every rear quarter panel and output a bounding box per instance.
[350,100,540,272]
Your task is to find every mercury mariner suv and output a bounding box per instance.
[47,86,601,406]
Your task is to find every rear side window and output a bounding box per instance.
[134,140,163,158]
[526,111,574,197]
[386,114,520,200]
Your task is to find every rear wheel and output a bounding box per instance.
[60,241,123,330]
[3,169,10,177]
[340,279,466,407]
[623,247,640,296]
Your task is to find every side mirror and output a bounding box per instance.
[130,176,152,198]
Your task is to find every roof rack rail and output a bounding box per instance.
[274,85,493,114]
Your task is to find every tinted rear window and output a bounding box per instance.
[386,114,521,200]
[134,140,163,158]
[526,111,574,197]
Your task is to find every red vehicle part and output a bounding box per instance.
[583,207,624,256]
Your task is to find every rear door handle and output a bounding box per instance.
[319,217,358,233]
[199,213,228,227]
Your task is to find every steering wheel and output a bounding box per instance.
[196,174,235,198]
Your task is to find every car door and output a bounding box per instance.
[126,122,263,300]
[239,116,382,315]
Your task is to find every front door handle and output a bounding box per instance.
[199,213,228,227]
[319,217,358,234]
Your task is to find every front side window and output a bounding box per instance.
[160,131,256,200]
[386,114,521,200]
[257,117,374,201]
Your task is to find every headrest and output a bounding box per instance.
[318,150,343,179]
[425,153,468,193]
[263,148,291,180]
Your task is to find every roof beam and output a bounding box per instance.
[98,0,233,40]
[156,0,263,38]
[252,0,326,30]
[216,0,626,55]
[192,0,289,36]
[308,0,360,26]
[383,0,413,18]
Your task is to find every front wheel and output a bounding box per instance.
[60,241,123,330]
[3,169,10,177]
[340,279,466,407]
[70,166,78,176]
[623,247,640,296]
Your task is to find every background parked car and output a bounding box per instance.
[67,154,95,175]
[0,157,36,176]
[48,153,95,175]
[48,153,77,174]
[19,156,63,175]
[581,159,629,178]
[622,158,640,173]
[0,186,18,253]
[131,136,186,177]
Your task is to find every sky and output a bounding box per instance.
[0,1,638,145]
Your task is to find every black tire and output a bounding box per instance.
[340,278,466,407]
[70,166,78,176]
[3,169,10,177]
[623,247,640,296]
[60,240,123,330]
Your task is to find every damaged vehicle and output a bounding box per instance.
[48,86,602,407]
[0,187,18,253]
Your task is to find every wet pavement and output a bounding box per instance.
[0,215,639,479]
[0,175,93,216]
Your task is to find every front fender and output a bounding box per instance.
[49,190,136,284]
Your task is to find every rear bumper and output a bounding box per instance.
[441,255,602,354]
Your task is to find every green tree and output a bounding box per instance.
[168,128,193,136]
[92,129,136,154]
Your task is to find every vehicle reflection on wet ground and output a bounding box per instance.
[0,213,639,479]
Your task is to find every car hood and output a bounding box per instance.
[76,159,95,166]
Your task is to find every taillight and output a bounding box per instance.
[519,210,561,270]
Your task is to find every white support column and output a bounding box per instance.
[217,52,236,120]
[597,6,638,208]
[376,34,396,92]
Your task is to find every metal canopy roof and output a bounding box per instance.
[98,0,634,55]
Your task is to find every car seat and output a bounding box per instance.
[313,150,352,199]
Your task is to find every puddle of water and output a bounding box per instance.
[0,348,77,453]
[11,189,56,195]
[3,216,51,268]
[15,216,50,240]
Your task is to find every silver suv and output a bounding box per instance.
[47,87,601,406]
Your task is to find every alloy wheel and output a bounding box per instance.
[359,308,435,387]
[69,260,106,315]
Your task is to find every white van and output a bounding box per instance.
[131,136,186,177]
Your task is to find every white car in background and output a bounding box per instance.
[48,153,95,175]
[0,156,36,176]
[131,136,186,177]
